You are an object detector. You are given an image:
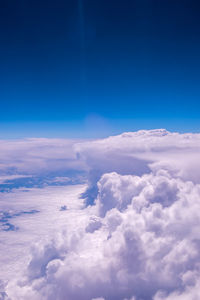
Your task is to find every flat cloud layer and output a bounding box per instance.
[1,129,200,300]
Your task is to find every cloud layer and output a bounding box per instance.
[1,129,200,300]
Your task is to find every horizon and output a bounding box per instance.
[1,121,200,140]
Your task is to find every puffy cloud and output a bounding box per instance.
[75,129,200,205]
[1,130,200,300]
[4,169,200,300]
[154,276,200,300]
[0,184,86,285]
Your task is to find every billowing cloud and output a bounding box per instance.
[1,130,200,300]
[75,129,200,204]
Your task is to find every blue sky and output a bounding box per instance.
[1,0,200,137]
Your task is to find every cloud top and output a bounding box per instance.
[1,130,200,300]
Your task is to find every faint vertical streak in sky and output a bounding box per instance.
[78,0,87,100]
[78,0,85,51]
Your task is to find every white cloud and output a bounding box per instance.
[1,130,200,300]
[75,129,200,205]
[0,137,86,175]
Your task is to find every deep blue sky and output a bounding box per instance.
[1,0,200,137]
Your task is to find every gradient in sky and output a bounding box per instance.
[1,0,200,137]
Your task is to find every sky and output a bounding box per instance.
[1,0,200,137]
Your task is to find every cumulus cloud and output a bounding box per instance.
[1,130,200,300]
[75,129,200,205]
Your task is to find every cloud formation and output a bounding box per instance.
[76,129,200,204]
[1,129,200,300]
[0,137,86,175]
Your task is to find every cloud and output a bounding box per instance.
[75,129,200,204]
[0,137,86,175]
[1,130,200,299]
[0,184,86,285]
[5,169,200,300]
[0,175,32,184]
[0,138,87,191]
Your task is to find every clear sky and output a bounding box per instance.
[1,0,200,137]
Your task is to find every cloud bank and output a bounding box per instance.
[1,129,200,300]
